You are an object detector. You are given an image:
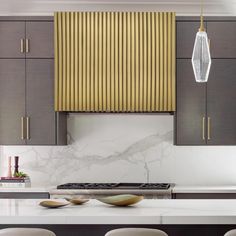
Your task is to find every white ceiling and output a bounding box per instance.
[1,0,236,16]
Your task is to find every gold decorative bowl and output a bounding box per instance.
[65,197,89,205]
[39,200,69,208]
[96,194,143,206]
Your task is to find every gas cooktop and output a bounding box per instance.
[57,183,171,190]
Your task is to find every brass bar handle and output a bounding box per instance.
[21,117,25,140]
[20,39,24,53]
[208,117,211,140]
[202,117,205,140]
[26,117,30,140]
[26,39,29,53]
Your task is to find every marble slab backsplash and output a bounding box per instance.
[1,114,236,187]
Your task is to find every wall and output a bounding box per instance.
[1,114,236,187]
[0,0,234,16]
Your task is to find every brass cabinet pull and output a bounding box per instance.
[208,117,211,140]
[20,39,24,53]
[21,117,25,140]
[202,117,205,140]
[26,39,29,53]
[26,117,30,140]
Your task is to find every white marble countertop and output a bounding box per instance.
[51,185,236,195]
[3,185,236,194]
[173,185,236,193]
[2,199,236,225]
[0,187,49,193]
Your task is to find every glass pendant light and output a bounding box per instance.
[192,0,211,83]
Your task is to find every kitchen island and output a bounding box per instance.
[1,199,236,236]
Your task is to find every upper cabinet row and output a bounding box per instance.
[177,21,236,58]
[0,18,66,145]
[0,21,54,58]
[175,20,236,145]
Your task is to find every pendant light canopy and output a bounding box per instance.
[192,2,211,83]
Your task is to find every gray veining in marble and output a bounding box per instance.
[1,114,236,187]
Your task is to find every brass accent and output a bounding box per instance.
[147,12,151,111]
[95,12,99,111]
[208,117,211,140]
[202,117,205,140]
[106,12,111,111]
[199,15,205,32]
[171,12,176,111]
[25,39,29,53]
[54,13,58,110]
[71,12,75,111]
[143,12,147,111]
[103,12,107,111]
[20,39,24,53]
[159,13,163,111]
[151,12,155,111]
[115,12,119,111]
[21,117,25,140]
[87,12,91,111]
[131,12,135,111]
[123,12,127,111]
[135,12,139,111]
[26,117,30,140]
[199,0,205,32]
[54,12,176,112]
[98,12,103,111]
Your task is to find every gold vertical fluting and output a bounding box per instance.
[54,12,176,112]
[54,12,58,110]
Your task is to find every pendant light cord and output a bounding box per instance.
[199,0,205,31]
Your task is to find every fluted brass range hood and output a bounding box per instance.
[54,12,176,112]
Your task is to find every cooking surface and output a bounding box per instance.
[57,183,171,190]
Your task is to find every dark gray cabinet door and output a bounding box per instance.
[207,22,236,58]
[175,59,207,145]
[177,21,201,58]
[26,22,54,58]
[0,59,26,145]
[207,59,236,145]
[26,59,56,145]
[0,22,25,58]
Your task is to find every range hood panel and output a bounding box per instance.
[54,12,176,112]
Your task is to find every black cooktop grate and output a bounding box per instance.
[57,183,170,190]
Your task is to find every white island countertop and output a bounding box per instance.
[2,199,236,225]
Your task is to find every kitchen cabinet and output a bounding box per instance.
[0,192,49,199]
[0,60,26,145]
[173,193,236,199]
[0,17,66,145]
[26,21,54,58]
[175,18,236,145]
[175,59,206,145]
[175,59,236,145]
[207,22,236,58]
[26,59,57,145]
[0,22,25,58]
[0,21,53,58]
[207,59,236,145]
[177,21,201,59]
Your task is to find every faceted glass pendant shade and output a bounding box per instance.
[192,31,212,83]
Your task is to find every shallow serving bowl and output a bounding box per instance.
[39,200,69,208]
[65,197,89,205]
[96,194,144,206]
